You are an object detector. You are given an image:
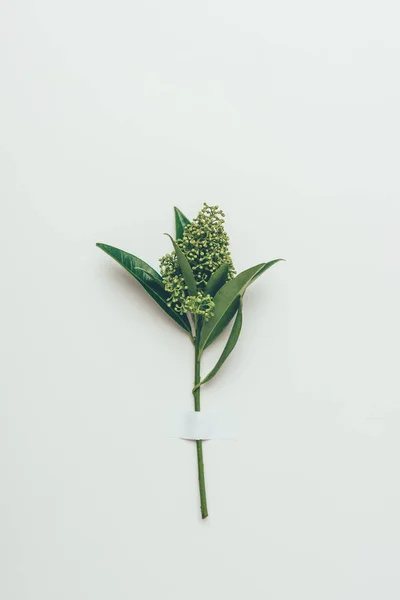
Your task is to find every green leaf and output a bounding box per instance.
[194,299,243,391]
[204,263,230,297]
[174,206,190,239]
[199,259,283,353]
[164,234,197,296]
[96,243,192,335]
[248,259,284,284]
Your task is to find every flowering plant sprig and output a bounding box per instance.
[97,204,283,519]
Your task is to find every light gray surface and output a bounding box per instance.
[1,1,400,598]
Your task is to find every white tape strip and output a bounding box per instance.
[168,409,238,440]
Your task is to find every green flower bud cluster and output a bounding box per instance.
[160,203,235,320]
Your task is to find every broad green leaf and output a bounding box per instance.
[164,234,197,296]
[96,243,192,335]
[174,206,190,239]
[199,259,283,353]
[194,299,243,391]
[204,264,230,297]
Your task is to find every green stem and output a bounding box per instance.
[193,333,208,519]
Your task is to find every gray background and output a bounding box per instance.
[1,1,400,598]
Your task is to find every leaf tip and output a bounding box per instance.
[163,232,175,243]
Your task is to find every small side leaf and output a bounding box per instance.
[96,243,192,335]
[164,234,197,296]
[199,259,283,353]
[194,299,243,391]
[204,263,230,297]
[174,207,191,239]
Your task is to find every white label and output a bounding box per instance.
[168,409,238,440]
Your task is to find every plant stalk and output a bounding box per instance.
[193,335,208,519]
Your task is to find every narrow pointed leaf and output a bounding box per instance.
[96,243,192,335]
[194,299,243,391]
[174,207,190,239]
[204,263,230,297]
[248,258,284,284]
[164,234,197,296]
[199,259,283,353]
